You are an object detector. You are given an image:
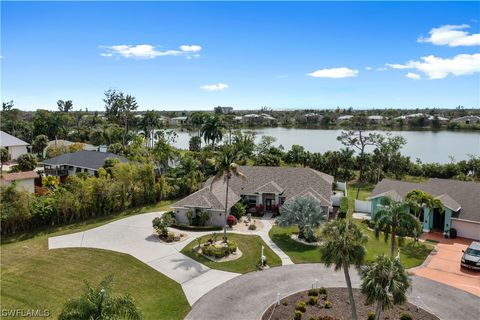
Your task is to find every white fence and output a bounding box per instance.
[355,200,372,213]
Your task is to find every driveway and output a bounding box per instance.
[411,235,480,296]
[48,212,239,305]
[186,264,480,320]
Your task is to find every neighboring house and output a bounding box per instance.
[367,115,384,122]
[0,171,39,193]
[0,130,29,160]
[337,115,353,121]
[43,150,128,177]
[453,116,480,125]
[368,178,480,240]
[169,116,188,126]
[172,166,336,226]
[242,114,277,125]
[394,113,427,120]
[301,113,323,124]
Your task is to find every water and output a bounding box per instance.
[171,128,479,164]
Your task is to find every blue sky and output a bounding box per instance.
[1,1,479,111]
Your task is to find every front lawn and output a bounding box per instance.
[269,224,433,269]
[181,233,282,273]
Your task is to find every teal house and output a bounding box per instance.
[368,179,480,240]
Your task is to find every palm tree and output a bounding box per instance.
[373,197,422,257]
[360,255,411,320]
[200,116,225,148]
[319,219,367,320]
[405,190,443,243]
[58,275,142,320]
[212,144,246,242]
[141,110,162,148]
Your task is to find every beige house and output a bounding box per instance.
[172,166,336,226]
[0,131,29,160]
[1,171,38,193]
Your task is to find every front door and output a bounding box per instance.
[265,199,273,211]
[432,208,445,231]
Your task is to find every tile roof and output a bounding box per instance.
[173,166,334,211]
[1,170,39,181]
[0,131,29,147]
[43,150,128,170]
[370,178,480,222]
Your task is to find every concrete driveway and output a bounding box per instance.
[48,212,239,305]
[186,264,480,320]
[411,235,480,296]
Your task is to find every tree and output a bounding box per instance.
[189,136,202,152]
[319,219,367,320]
[32,135,49,156]
[2,100,14,111]
[57,100,74,112]
[405,189,443,242]
[360,255,410,320]
[200,115,225,148]
[212,144,246,241]
[0,148,8,174]
[58,275,142,320]
[277,197,326,242]
[373,197,422,257]
[140,110,162,148]
[16,153,37,171]
[103,90,138,146]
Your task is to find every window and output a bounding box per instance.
[280,197,286,205]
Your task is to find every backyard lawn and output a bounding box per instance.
[181,233,282,273]
[269,224,433,268]
[1,199,189,320]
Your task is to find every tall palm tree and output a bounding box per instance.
[360,255,411,320]
[212,144,246,242]
[373,197,422,257]
[141,110,162,148]
[200,116,225,148]
[405,189,443,243]
[319,219,367,320]
[58,275,142,320]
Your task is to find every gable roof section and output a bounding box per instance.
[370,178,480,222]
[0,131,29,147]
[255,181,284,194]
[43,150,128,170]
[1,170,38,181]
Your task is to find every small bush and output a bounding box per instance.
[308,288,318,296]
[202,240,237,259]
[248,224,257,230]
[400,313,413,320]
[295,301,307,312]
[282,300,288,306]
[308,296,318,306]
[318,287,327,295]
[321,294,328,301]
[166,232,175,242]
[304,226,317,243]
[324,300,332,309]
[294,310,303,320]
[367,312,376,320]
[227,215,237,227]
[308,316,317,320]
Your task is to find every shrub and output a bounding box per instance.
[367,312,376,320]
[318,287,327,295]
[152,214,174,238]
[400,313,413,320]
[282,300,288,306]
[304,226,317,243]
[308,317,317,320]
[295,301,306,312]
[17,153,37,171]
[186,210,194,225]
[167,232,175,242]
[308,296,317,306]
[230,201,246,220]
[294,310,302,320]
[308,288,318,296]
[248,224,257,230]
[255,204,264,215]
[202,240,237,258]
[227,215,237,227]
[197,209,209,226]
[324,300,332,309]
[339,196,348,218]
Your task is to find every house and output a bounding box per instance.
[43,150,128,178]
[337,115,353,121]
[367,115,384,122]
[0,171,39,193]
[0,131,29,160]
[172,166,336,226]
[169,116,188,126]
[453,115,480,125]
[300,113,323,124]
[242,114,277,125]
[368,178,480,240]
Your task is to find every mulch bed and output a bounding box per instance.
[262,288,439,320]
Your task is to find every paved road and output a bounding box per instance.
[186,264,480,320]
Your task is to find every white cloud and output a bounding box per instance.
[307,67,359,78]
[418,24,480,47]
[365,67,373,71]
[200,83,229,91]
[387,53,480,79]
[375,67,387,71]
[406,72,421,80]
[101,44,202,59]
[180,45,202,52]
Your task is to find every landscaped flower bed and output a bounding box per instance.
[262,288,439,320]
[194,237,241,262]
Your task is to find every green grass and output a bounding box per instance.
[346,182,374,218]
[269,224,433,269]
[181,233,282,273]
[1,199,190,320]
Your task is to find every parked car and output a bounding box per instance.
[461,241,480,271]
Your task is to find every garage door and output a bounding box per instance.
[451,219,480,240]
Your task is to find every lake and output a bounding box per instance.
[171,128,479,164]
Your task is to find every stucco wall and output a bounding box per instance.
[9,146,28,160]
[1,178,35,193]
[451,219,480,240]
[173,208,226,226]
